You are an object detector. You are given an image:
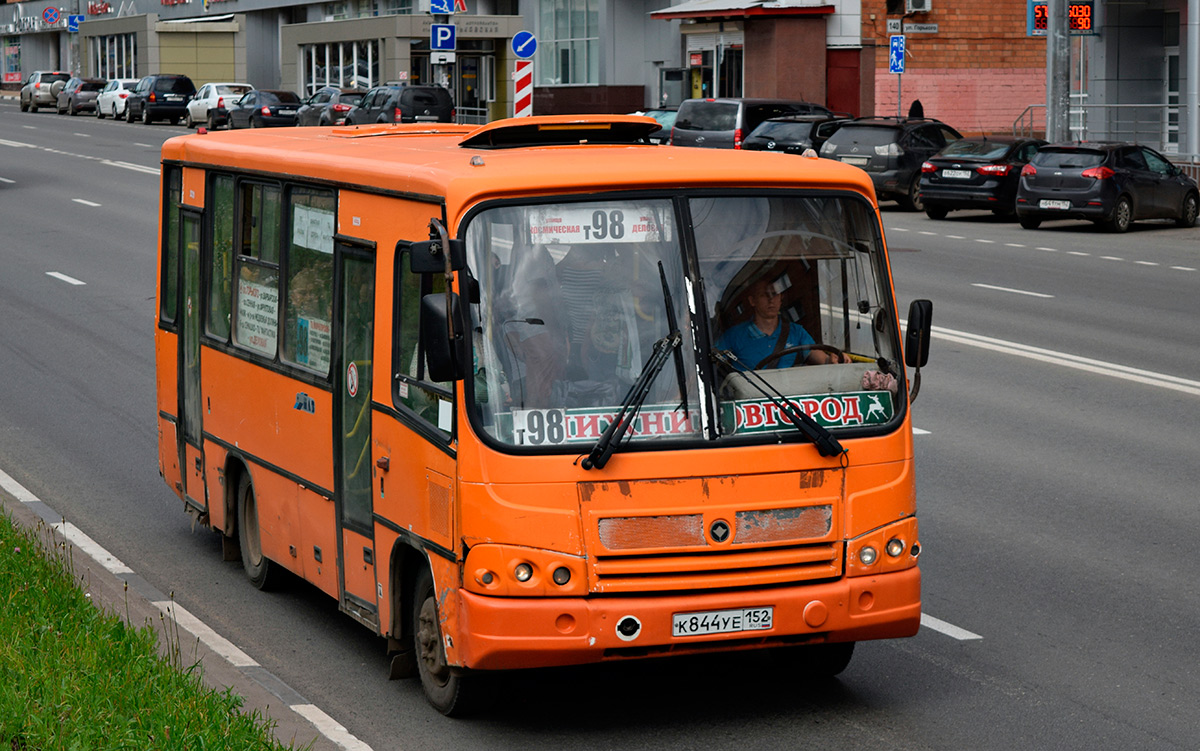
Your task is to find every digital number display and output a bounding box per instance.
[1031,1,1094,34]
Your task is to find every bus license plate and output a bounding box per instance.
[942,169,972,179]
[672,607,773,637]
[1040,199,1071,210]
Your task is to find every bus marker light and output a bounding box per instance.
[911,543,921,558]
[886,538,905,557]
[552,566,571,585]
[616,616,642,641]
[514,563,533,582]
[858,546,878,565]
[477,570,495,585]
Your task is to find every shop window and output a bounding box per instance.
[538,0,598,85]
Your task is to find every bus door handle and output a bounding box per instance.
[376,456,390,471]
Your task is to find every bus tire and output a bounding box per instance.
[236,472,282,591]
[413,565,493,716]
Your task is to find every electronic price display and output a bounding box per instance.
[1028,0,1096,36]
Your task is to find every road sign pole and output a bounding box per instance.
[514,59,532,117]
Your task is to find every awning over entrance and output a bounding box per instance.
[650,0,834,20]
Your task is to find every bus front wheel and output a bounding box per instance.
[412,566,493,716]
[775,641,856,679]
[236,473,281,590]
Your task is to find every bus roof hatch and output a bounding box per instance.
[458,115,661,149]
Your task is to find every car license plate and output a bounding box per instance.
[1040,199,1071,210]
[841,156,870,166]
[672,606,773,637]
[942,169,972,179]
[278,109,296,115]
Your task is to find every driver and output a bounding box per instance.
[717,278,848,368]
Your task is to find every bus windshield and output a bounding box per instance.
[465,193,901,452]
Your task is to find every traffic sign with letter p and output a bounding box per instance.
[431,23,456,51]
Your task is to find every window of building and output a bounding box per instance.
[538,0,598,85]
[91,33,137,79]
[3,37,20,85]
[301,40,381,96]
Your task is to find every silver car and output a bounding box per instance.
[19,71,72,113]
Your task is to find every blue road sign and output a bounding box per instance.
[43,6,59,24]
[511,30,537,59]
[68,14,84,32]
[889,35,906,74]
[431,23,456,51]
[430,0,454,14]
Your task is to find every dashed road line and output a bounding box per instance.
[971,283,1054,298]
[921,614,983,641]
[46,272,86,286]
[0,176,14,184]
[72,198,101,207]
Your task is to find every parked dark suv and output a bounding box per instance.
[345,84,455,124]
[19,71,71,112]
[742,115,849,155]
[125,74,197,125]
[670,97,833,149]
[1015,141,1199,232]
[820,117,962,210]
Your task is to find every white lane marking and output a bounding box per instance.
[1171,266,1196,271]
[22,125,36,130]
[46,272,87,286]
[975,238,996,244]
[0,464,373,751]
[945,234,965,239]
[153,600,260,668]
[1067,251,1090,256]
[932,325,1200,397]
[72,198,102,207]
[913,427,930,435]
[290,706,375,751]
[52,522,135,575]
[103,159,161,175]
[922,613,983,641]
[0,138,160,175]
[0,138,37,148]
[1135,261,1159,266]
[134,142,155,148]
[1036,246,1058,252]
[73,133,91,138]
[0,177,14,184]
[1101,256,1124,261]
[1004,242,1025,247]
[971,283,1054,298]
[918,230,937,236]
[892,227,910,232]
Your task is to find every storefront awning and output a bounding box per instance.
[650,0,834,20]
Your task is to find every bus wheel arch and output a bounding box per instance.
[234,468,282,590]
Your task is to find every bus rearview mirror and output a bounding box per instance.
[403,238,466,274]
[904,299,932,368]
[420,292,467,382]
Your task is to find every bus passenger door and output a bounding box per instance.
[178,209,207,512]
[335,245,379,628]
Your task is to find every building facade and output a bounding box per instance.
[2,0,1196,156]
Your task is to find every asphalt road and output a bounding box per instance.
[2,99,1198,749]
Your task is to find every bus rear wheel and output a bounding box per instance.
[236,473,282,590]
[412,566,493,716]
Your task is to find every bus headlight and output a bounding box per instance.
[463,544,587,596]
[514,563,533,582]
[858,546,878,566]
[886,538,906,557]
[847,517,920,577]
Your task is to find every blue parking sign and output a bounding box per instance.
[889,35,906,74]
[431,23,456,51]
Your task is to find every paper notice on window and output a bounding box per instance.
[295,316,331,373]
[292,204,335,254]
[235,278,279,356]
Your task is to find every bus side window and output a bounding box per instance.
[281,187,335,375]
[393,251,452,433]
[160,166,182,325]
[232,182,282,359]
[207,173,235,340]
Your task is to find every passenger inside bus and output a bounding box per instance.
[716,277,850,369]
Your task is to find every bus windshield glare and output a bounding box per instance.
[465,193,902,451]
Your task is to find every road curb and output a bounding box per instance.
[0,471,349,751]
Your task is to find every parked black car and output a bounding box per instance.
[820,117,963,210]
[742,115,849,155]
[1015,141,1199,232]
[919,136,1046,219]
[670,97,833,149]
[55,77,107,116]
[345,84,455,125]
[126,74,197,125]
[296,86,367,126]
[227,90,303,129]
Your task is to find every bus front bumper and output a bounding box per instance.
[455,566,920,671]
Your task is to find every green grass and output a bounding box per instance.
[0,509,304,750]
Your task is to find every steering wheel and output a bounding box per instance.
[754,344,846,370]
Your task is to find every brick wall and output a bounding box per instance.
[860,0,1046,132]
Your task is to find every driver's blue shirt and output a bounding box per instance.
[717,317,816,369]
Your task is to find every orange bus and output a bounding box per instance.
[155,115,932,715]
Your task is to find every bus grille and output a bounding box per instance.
[590,542,840,594]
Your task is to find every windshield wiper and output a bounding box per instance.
[712,349,845,458]
[658,261,690,416]
[580,331,681,470]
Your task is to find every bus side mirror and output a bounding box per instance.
[421,292,467,382]
[904,299,932,368]
[403,239,466,274]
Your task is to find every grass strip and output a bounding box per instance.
[0,509,305,750]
